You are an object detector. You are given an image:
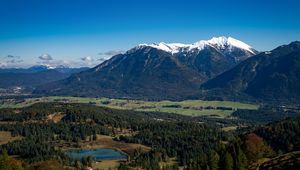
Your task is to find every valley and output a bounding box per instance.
[1,39,300,170]
[0,96,258,117]
[1,0,300,169]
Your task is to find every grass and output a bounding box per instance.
[93,160,123,170]
[0,96,259,117]
[159,157,179,169]
[136,107,234,117]
[77,134,150,155]
[0,131,23,145]
[221,126,238,132]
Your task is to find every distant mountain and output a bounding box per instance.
[0,65,53,73]
[51,65,89,75]
[202,41,300,102]
[0,66,89,89]
[27,65,52,72]
[0,70,68,88]
[0,65,89,75]
[35,36,257,99]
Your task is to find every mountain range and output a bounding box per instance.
[34,37,258,100]
[0,66,88,89]
[2,36,299,102]
[0,65,88,74]
[202,41,300,102]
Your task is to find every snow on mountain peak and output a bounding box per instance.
[135,36,255,54]
[137,42,189,53]
[207,36,254,53]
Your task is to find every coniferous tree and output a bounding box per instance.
[236,145,248,170]
[208,150,220,170]
[220,152,233,170]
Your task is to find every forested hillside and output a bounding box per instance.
[0,103,300,169]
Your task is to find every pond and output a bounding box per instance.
[65,148,127,161]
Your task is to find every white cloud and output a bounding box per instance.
[1,53,103,68]
[6,59,24,64]
[79,56,96,67]
[38,53,53,61]
[0,62,7,67]
[98,49,124,62]
[81,56,94,62]
[0,55,24,68]
[36,59,83,68]
[7,55,19,58]
[98,50,124,57]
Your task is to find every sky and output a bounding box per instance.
[0,0,300,68]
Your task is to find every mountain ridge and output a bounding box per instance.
[34,36,257,100]
[202,41,300,102]
[135,36,257,55]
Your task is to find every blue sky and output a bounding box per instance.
[0,0,300,68]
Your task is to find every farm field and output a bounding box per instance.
[0,96,258,117]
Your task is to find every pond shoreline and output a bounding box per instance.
[65,148,128,161]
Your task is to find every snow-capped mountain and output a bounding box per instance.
[35,36,258,100]
[133,36,256,55]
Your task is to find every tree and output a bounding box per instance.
[0,150,11,170]
[244,133,274,161]
[236,146,248,170]
[208,150,219,170]
[81,157,88,166]
[87,156,93,168]
[75,160,82,170]
[220,152,233,170]
[92,132,97,141]
[118,163,129,170]
[0,149,23,170]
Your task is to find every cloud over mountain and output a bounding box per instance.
[98,50,124,57]
[98,50,124,61]
[38,54,53,61]
[0,55,24,67]
[81,56,94,62]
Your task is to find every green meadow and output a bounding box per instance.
[0,96,258,117]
